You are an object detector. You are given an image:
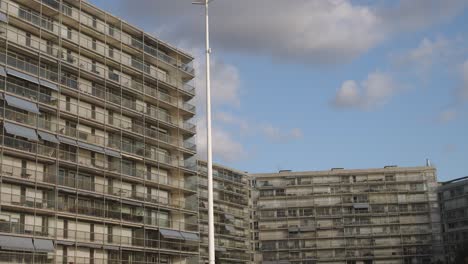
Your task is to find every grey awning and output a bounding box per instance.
[0,235,35,251]
[105,148,121,158]
[78,141,104,153]
[122,200,142,207]
[159,229,184,240]
[0,12,7,23]
[76,242,102,249]
[103,245,119,250]
[38,131,59,144]
[55,240,74,246]
[225,225,235,233]
[353,203,369,209]
[0,66,6,77]
[180,231,199,241]
[215,247,226,252]
[5,94,40,114]
[39,79,59,91]
[6,69,39,84]
[225,214,235,221]
[33,239,54,252]
[4,122,38,141]
[58,136,77,146]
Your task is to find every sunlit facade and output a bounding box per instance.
[0,0,198,263]
[251,166,443,264]
[197,161,253,264]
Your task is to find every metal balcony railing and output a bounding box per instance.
[0,2,196,96]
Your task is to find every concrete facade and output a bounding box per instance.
[0,0,198,263]
[438,177,468,263]
[197,161,253,264]
[250,166,443,264]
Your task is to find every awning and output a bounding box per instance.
[39,79,59,92]
[103,245,119,250]
[159,229,184,240]
[0,235,35,251]
[76,242,102,249]
[4,122,38,141]
[121,200,142,207]
[6,69,39,84]
[5,94,40,114]
[33,239,54,252]
[105,148,121,158]
[58,136,77,146]
[0,12,8,23]
[215,247,226,252]
[288,226,299,232]
[78,141,104,153]
[225,214,235,221]
[38,131,59,144]
[180,231,199,241]
[225,225,235,233]
[0,66,6,77]
[55,240,74,246]
[353,203,370,209]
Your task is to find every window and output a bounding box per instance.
[67,27,72,39]
[108,24,114,36]
[61,3,72,16]
[91,61,98,74]
[92,17,97,28]
[92,39,97,50]
[25,33,31,47]
[65,96,71,111]
[108,47,114,58]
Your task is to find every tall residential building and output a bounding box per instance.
[251,166,443,264]
[197,161,253,264]
[0,0,199,263]
[438,177,468,263]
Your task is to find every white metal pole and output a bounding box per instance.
[204,1,215,264]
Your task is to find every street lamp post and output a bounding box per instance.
[193,1,215,263]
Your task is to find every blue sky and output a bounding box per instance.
[91,0,468,181]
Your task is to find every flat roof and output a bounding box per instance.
[250,166,436,178]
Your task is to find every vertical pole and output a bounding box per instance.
[204,0,215,264]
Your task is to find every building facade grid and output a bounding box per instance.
[0,0,198,263]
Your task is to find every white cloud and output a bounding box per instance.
[332,72,398,110]
[215,111,303,143]
[394,37,450,71]
[437,109,458,123]
[115,0,467,64]
[196,117,246,163]
[184,47,241,110]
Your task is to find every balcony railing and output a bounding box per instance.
[0,191,198,231]
[0,2,196,96]
[0,136,197,187]
[0,221,199,254]
[0,82,195,154]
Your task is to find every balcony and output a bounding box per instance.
[0,221,199,254]
[0,50,196,133]
[0,2,196,95]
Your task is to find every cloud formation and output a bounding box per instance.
[437,109,458,124]
[195,117,246,163]
[116,0,467,64]
[215,112,303,143]
[332,72,399,110]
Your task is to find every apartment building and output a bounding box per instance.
[197,161,253,264]
[0,0,199,263]
[251,166,443,264]
[438,177,468,263]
